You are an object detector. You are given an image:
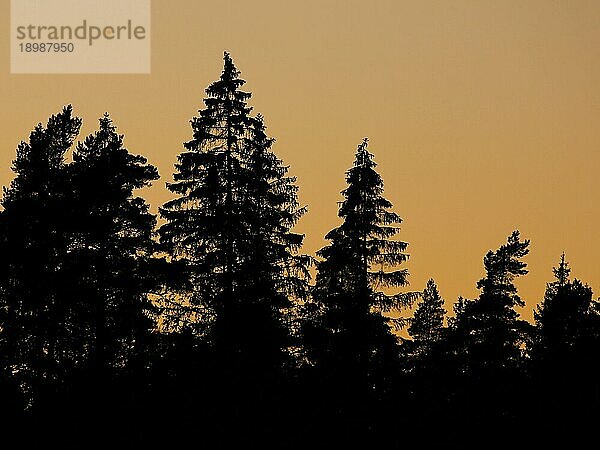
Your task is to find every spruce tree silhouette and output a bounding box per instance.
[233,113,312,367]
[304,138,416,442]
[158,52,310,445]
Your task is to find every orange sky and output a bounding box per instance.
[1,0,599,320]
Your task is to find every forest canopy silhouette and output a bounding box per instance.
[0,52,598,449]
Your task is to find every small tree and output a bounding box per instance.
[409,278,446,353]
[405,279,448,439]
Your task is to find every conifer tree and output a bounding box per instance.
[450,230,530,373]
[409,278,446,354]
[405,279,448,440]
[307,138,415,400]
[530,254,600,436]
[158,52,309,369]
[229,114,311,367]
[67,114,159,379]
[444,230,531,434]
[532,253,600,370]
[533,253,590,344]
[0,106,81,404]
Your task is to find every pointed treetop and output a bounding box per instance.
[552,252,570,287]
[408,278,446,342]
[200,51,251,115]
[73,113,125,162]
[354,137,375,168]
[94,112,119,141]
[220,51,242,84]
[425,278,440,295]
[99,112,115,131]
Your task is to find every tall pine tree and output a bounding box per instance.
[158,52,309,371]
[158,52,311,446]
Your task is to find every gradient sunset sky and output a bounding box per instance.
[2,0,599,320]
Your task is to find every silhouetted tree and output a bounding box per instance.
[452,231,530,370]
[409,278,445,352]
[444,230,531,438]
[160,52,308,366]
[403,279,448,443]
[0,106,81,406]
[158,53,310,445]
[530,254,600,438]
[0,108,163,445]
[48,114,162,444]
[533,253,593,351]
[305,138,415,440]
[67,114,159,378]
[231,113,311,368]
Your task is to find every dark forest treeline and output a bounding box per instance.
[0,53,599,449]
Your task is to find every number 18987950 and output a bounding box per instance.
[19,42,74,52]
